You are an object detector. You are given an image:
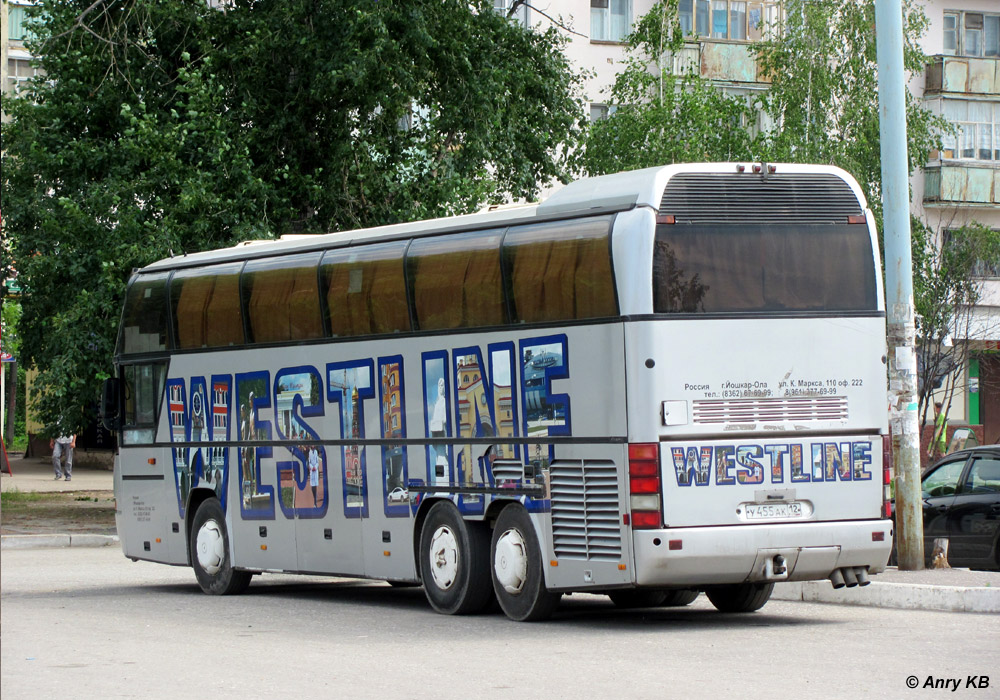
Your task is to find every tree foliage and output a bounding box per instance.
[580,0,761,174]
[582,0,949,231]
[1,0,585,434]
[754,0,947,227]
[912,221,1000,424]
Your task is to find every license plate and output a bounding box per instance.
[741,501,805,520]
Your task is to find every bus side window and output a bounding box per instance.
[242,252,323,344]
[321,241,410,337]
[407,228,506,330]
[171,263,245,348]
[121,363,166,445]
[503,216,617,323]
[118,272,171,354]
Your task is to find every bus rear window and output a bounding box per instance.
[503,216,617,323]
[653,224,878,313]
[321,242,410,337]
[119,273,170,355]
[171,263,245,348]
[408,229,505,330]
[242,253,323,344]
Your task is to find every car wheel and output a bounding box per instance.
[419,500,493,615]
[491,504,560,621]
[706,582,773,613]
[190,498,252,595]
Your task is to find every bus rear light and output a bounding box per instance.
[848,214,867,224]
[630,493,660,511]
[872,532,885,542]
[668,539,683,550]
[629,443,662,529]
[631,511,661,529]
[629,476,659,494]
[656,214,676,225]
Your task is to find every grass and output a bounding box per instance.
[1,489,46,505]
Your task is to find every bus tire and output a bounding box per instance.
[190,498,252,595]
[662,589,700,606]
[419,501,493,615]
[706,582,773,613]
[491,505,560,621]
[607,590,668,608]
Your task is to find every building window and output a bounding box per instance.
[937,99,999,162]
[943,11,1000,57]
[6,58,40,94]
[589,103,618,122]
[494,0,528,27]
[680,0,779,41]
[591,0,631,42]
[8,4,32,42]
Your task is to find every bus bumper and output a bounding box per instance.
[631,520,893,587]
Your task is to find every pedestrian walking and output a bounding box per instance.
[51,434,76,481]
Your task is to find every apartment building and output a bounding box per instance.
[2,1,40,105]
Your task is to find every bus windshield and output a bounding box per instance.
[653,223,878,314]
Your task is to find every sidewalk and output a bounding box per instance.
[2,450,115,494]
[2,451,998,612]
[1,451,118,549]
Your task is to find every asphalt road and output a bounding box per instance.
[2,547,997,700]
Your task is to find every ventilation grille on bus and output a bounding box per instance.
[692,396,849,424]
[491,459,524,484]
[549,460,622,561]
[659,173,862,224]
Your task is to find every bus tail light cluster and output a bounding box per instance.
[629,443,662,529]
[882,435,893,519]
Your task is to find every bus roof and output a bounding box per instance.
[140,162,865,273]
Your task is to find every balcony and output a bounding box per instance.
[923,165,1000,207]
[925,55,1000,97]
[670,41,770,85]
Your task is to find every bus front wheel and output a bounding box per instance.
[419,501,493,615]
[190,498,252,595]
[491,505,560,621]
[706,582,773,613]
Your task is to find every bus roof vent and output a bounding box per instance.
[660,173,862,224]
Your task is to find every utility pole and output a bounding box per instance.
[875,0,923,570]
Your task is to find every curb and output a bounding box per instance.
[1,534,119,550]
[773,580,1000,614]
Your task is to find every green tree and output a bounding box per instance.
[581,0,761,174]
[912,221,1000,428]
[2,0,271,437]
[213,0,584,230]
[754,0,947,227]
[1,0,585,434]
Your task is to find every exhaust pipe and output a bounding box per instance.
[829,568,845,589]
[842,567,858,588]
[855,567,870,586]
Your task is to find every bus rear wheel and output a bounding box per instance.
[190,498,252,595]
[419,501,493,615]
[491,505,560,621]
[706,582,773,613]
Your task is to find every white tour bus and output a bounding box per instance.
[104,163,893,621]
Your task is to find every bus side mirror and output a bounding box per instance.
[100,378,121,432]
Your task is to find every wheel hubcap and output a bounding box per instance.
[429,526,459,590]
[196,519,225,575]
[494,528,528,594]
